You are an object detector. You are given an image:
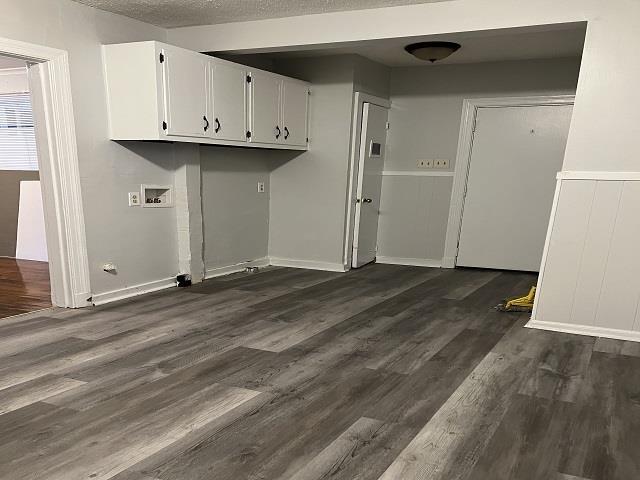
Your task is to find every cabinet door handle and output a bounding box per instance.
[362,198,373,204]
[203,116,210,132]
[284,127,290,140]
[275,126,281,139]
[214,118,221,133]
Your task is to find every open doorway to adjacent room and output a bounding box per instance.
[0,54,51,318]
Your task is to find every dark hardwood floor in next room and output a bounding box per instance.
[0,264,638,480]
[0,257,52,319]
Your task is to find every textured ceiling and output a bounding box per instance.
[72,0,449,28]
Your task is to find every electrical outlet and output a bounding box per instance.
[257,182,265,193]
[434,159,450,169]
[128,192,141,206]
[417,159,433,169]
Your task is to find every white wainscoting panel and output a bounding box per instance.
[376,174,452,263]
[532,173,640,341]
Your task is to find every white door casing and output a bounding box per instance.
[0,35,92,308]
[352,102,389,268]
[456,103,574,271]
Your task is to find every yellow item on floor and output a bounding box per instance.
[496,286,536,313]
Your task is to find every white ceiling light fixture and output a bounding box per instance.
[404,41,461,62]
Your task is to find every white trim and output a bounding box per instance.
[376,256,442,268]
[91,277,177,306]
[269,257,347,272]
[381,170,454,177]
[557,171,640,181]
[343,92,391,269]
[442,95,575,270]
[531,178,562,321]
[0,36,91,308]
[526,319,640,343]
[204,257,270,279]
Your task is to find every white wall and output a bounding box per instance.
[378,57,580,263]
[200,146,272,274]
[168,0,640,340]
[268,56,358,268]
[0,0,191,297]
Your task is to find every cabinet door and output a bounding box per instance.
[210,61,247,142]
[161,46,208,138]
[250,71,282,144]
[281,79,309,146]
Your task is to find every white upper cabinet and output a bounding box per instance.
[281,79,309,146]
[103,41,309,150]
[209,60,247,142]
[249,70,282,144]
[161,45,209,138]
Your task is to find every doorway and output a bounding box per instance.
[351,101,389,268]
[443,96,575,271]
[0,55,51,317]
[0,36,91,311]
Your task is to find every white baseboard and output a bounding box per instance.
[376,256,442,268]
[91,276,177,306]
[269,257,347,272]
[204,257,270,279]
[526,319,640,343]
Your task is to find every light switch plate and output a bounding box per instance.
[128,192,141,206]
[257,182,265,193]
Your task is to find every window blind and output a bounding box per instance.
[0,93,38,171]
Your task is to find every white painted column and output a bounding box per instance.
[174,143,204,283]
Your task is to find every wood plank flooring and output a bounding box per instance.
[0,264,638,480]
[0,257,51,319]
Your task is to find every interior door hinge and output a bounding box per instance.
[159,52,165,63]
[385,122,390,130]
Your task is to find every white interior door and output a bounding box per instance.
[162,47,208,138]
[457,104,573,271]
[250,71,281,144]
[352,102,389,268]
[281,79,308,146]
[210,60,247,141]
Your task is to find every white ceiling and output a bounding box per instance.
[72,0,450,28]
[0,56,27,69]
[251,24,586,67]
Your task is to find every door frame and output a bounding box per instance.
[342,92,391,269]
[0,36,91,308]
[442,95,575,269]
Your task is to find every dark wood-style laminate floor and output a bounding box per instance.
[0,264,639,480]
[0,257,52,319]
